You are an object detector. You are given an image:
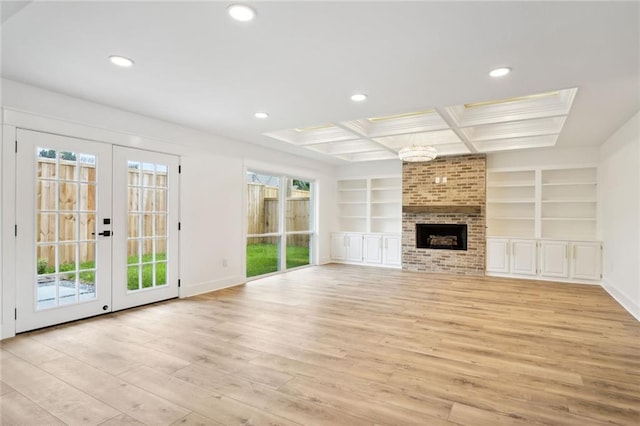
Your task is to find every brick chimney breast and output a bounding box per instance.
[402,154,486,275]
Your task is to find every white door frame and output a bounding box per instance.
[2,109,183,338]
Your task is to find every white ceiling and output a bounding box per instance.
[2,1,638,164]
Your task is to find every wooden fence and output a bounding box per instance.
[247,183,310,246]
[36,158,167,266]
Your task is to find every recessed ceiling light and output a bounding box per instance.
[254,112,269,119]
[228,4,256,22]
[351,93,368,102]
[489,67,511,77]
[109,55,134,67]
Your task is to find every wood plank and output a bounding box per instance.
[1,357,120,425]
[3,264,639,425]
[1,391,66,426]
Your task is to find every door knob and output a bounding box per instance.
[92,230,112,237]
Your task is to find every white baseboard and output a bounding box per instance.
[601,279,640,322]
[179,275,245,298]
[485,272,601,286]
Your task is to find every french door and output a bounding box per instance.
[111,146,179,311]
[15,130,179,332]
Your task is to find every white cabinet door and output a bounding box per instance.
[486,238,510,273]
[363,235,383,264]
[383,235,402,266]
[510,239,537,275]
[331,233,347,260]
[540,241,569,278]
[571,242,602,280]
[346,234,363,262]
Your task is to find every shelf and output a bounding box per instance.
[487,182,535,188]
[487,199,535,204]
[542,199,597,203]
[371,216,400,220]
[488,217,535,220]
[542,217,597,221]
[339,215,367,219]
[542,182,597,186]
[337,188,367,192]
[338,201,368,205]
[371,201,401,205]
[371,186,402,191]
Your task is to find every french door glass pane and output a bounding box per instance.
[246,236,281,278]
[126,161,169,291]
[35,147,97,309]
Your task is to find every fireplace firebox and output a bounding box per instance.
[416,224,468,250]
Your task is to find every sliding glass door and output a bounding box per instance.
[246,172,313,278]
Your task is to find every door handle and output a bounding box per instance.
[93,230,112,237]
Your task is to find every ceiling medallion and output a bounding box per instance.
[398,145,438,162]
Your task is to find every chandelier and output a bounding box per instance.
[398,145,438,162]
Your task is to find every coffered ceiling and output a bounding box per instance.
[2,2,638,164]
[264,88,577,162]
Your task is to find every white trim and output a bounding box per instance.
[329,260,401,269]
[3,108,185,156]
[485,272,601,286]
[179,276,245,298]
[602,279,640,322]
[2,125,17,339]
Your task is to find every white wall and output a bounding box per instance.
[336,159,402,179]
[1,79,336,338]
[487,146,600,169]
[599,111,640,320]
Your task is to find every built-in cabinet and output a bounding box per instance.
[330,233,364,262]
[335,177,402,268]
[486,238,602,283]
[331,232,401,268]
[486,166,600,283]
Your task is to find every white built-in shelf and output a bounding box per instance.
[487,167,598,240]
[337,177,402,234]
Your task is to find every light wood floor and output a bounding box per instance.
[1,264,639,425]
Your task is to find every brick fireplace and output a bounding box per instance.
[402,154,486,275]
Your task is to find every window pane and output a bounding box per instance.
[246,236,280,278]
[155,262,167,286]
[128,187,140,212]
[246,172,280,235]
[128,240,140,265]
[79,184,96,211]
[128,266,140,291]
[37,213,57,243]
[286,234,311,269]
[58,214,77,241]
[286,179,311,232]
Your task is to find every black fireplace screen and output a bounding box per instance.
[416,224,468,250]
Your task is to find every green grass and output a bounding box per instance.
[38,253,167,290]
[246,243,310,278]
